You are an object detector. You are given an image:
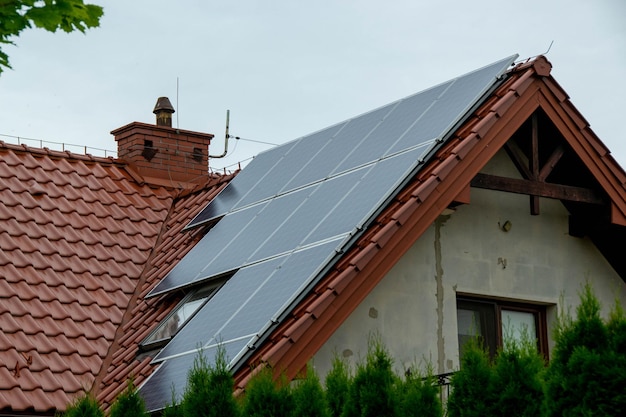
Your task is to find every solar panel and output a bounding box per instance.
[149,201,269,296]
[150,146,427,297]
[155,238,343,362]
[232,122,348,210]
[302,146,428,246]
[332,81,452,174]
[185,139,299,227]
[141,55,519,412]
[387,57,515,156]
[154,255,284,360]
[186,124,344,228]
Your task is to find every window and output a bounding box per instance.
[141,283,222,350]
[456,296,548,359]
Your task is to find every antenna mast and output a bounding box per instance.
[209,110,230,159]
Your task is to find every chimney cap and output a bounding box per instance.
[153,97,175,114]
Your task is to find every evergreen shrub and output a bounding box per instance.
[341,336,399,417]
[241,365,292,417]
[325,355,351,417]
[109,380,148,417]
[544,284,626,416]
[291,365,330,417]
[63,392,104,417]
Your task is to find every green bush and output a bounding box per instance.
[291,365,330,417]
[181,346,239,417]
[180,351,213,417]
[397,368,442,417]
[544,284,626,416]
[490,332,545,417]
[325,356,351,417]
[160,389,183,417]
[447,337,492,417]
[63,392,104,417]
[241,365,292,417]
[99,285,626,417]
[448,339,493,417]
[109,380,148,417]
[341,336,399,417]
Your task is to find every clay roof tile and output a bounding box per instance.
[0,142,235,413]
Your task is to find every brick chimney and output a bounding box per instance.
[111,97,213,187]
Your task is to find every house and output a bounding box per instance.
[1,54,625,414]
[0,100,236,415]
[128,54,626,411]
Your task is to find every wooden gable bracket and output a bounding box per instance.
[469,112,606,213]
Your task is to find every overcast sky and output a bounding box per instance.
[0,0,624,173]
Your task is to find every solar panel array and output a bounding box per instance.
[140,55,517,411]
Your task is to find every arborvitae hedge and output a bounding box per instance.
[109,380,148,417]
[241,366,292,417]
[397,368,442,417]
[325,356,351,417]
[341,336,399,417]
[489,331,545,417]
[543,284,626,416]
[63,392,104,417]
[291,365,330,417]
[447,337,493,417]
[93,284,625,417]
[181,346,240,417]
[180,351,213,417]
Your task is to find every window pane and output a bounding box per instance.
[143,285,221,345]
[457,300,496,358]
[458,308,482,337]
[501,309,536,350]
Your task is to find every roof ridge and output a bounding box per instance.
[173,171,238,199]
[0,140,124,167]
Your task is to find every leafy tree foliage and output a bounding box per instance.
[0,0,103,73]
[109,380,148,417]
[64,392,104,417]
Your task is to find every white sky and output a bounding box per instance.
[0,0,624,173]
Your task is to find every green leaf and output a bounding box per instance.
[0,0,103,73]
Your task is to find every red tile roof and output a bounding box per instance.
[0,142,234,413]
[95,177,233,411]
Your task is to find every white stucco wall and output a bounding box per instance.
[313,150,626,378]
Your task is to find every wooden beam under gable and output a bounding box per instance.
[471,173,605,204]
[538,145,565,182]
